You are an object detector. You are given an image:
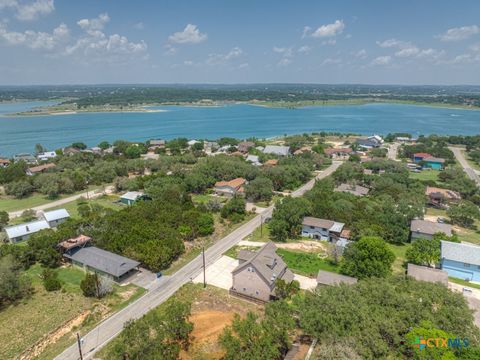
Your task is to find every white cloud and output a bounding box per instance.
[77,13,110,33]
[206,46,243,65]
[470,43,480,52]
[438,25,480,42]
[65,13,147,62]
[298,45,311,54]
[321,58,342,66]
[321,39,336,46]
[377,38,444,61]
[184,60,194,66]
[277,58,292,67]
[164,44,176,55]
[355,49,367,59]
[371,55,391,66]
[133,22,144,30]
[301,26,311,39]
[0,0,54,21]
[238,62,249,69]
[273,46,293,57]
[311,20,345,38]
[0,21,68,50]
[168,24,207,44]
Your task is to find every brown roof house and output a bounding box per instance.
[0,158,10,168]
[26,163,56,176]
[237,141,255,153]
[426,186,461,208]
[231,242,294,303]
[214,178,246,198]
[410,219,452,241]
[324,147,352,159]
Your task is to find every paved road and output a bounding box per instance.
[8,186,114,219]
[449,146,480,186]
[55,161,340,360]
[387,142,400,161]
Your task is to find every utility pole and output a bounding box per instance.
[202,246,206,288]
[76,333,83,360]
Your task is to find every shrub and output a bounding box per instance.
[42,268,62,292]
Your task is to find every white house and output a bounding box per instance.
[4,219,50,243]
[120,191,146,205]
[41,208,70,227]
[302,217,351,253]
[246,154,261,166]
[37,151,57,161]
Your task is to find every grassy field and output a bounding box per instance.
[425,208,480,245]
[276,248,339,277]
[50,194,122,219]
[191,193,227,205]
[408,169,440,182]
[387,243,411,275]
[0,185,100,213]
[463,150,480,171]
[0,264,144,360]
[448,277,480,290]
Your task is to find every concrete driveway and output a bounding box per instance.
[449,282,480,327]
[193,255,239,289]
[128,267,158,289]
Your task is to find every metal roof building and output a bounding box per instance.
[4,219,50,243]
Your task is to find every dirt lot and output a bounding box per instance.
[180,286,262,359]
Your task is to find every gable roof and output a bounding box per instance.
[316,270,357,286]
[5,219,50,240]
[28,163,56,173]
[441,241,480,266]
[120,191,145,201]
[407,264,448,285]
[64,246,140,278]
[410,219,452,236]
[413,152,432,158]
[42,208,70,222]
[302,217,335,229]
[263,145,290,156]
[424,157,445,163]
[214,178,246,189]
[232,242,291,286]
[334,183,370,196]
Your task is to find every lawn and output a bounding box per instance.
[191,193,227,205]
[387,243,411,275]
[408,169,440,182]
[448,277,480,291]
[49,194,121,219]
[0,264,145,360]
[0,185,100,213]
[276,248,339,277]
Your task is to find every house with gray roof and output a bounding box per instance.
[334,183,370,196]
[231,242,294,302]
[263,145,290,156]
[64,246,140,282]
[41,208,70,227]
[120,191,147,205]
[441,241,480,282]
[410,219,452,241]
[407,264,448,285]
[316,270,357,287]
[4,219,50,243]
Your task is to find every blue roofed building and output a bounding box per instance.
[441,241,480,282]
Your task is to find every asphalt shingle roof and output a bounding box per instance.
[65,246,140,278]
[441,241,480,267]
[410,219,452,236]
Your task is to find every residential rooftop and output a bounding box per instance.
[410,219,452,236]
[441,241,480,267]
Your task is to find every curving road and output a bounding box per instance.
[55,161,341,360]
[449,146,480,186]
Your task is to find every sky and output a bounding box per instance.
[0,0,480,85]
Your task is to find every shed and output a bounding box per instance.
[120,191,146,205]
[41,208,70,227]
[316,270,357,286]
[407,264,448,285]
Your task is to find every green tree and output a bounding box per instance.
[340,236,395,279]
[270,197,311,241]
[0,255,33,307]
[98,141,110,150]
[406,238,441,267]
[0,210,8,231]
[404,321,457,360]
[447,200,480,228]
[245,177,273,202]
[125,144,142,159]
[35,143,46,154]
[71,142,87,150]
[221,196,246,221]
[80,273,100,297]
[5,180,34,198]
[274,278,300,300]
[41,268,62,292]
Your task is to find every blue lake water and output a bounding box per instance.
[0,101,479,156]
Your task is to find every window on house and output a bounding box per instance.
[255,291,259,295]
[464,263,470,268]
[243,287,246,291]
[310,226,314,229]
[251,268,255,272]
